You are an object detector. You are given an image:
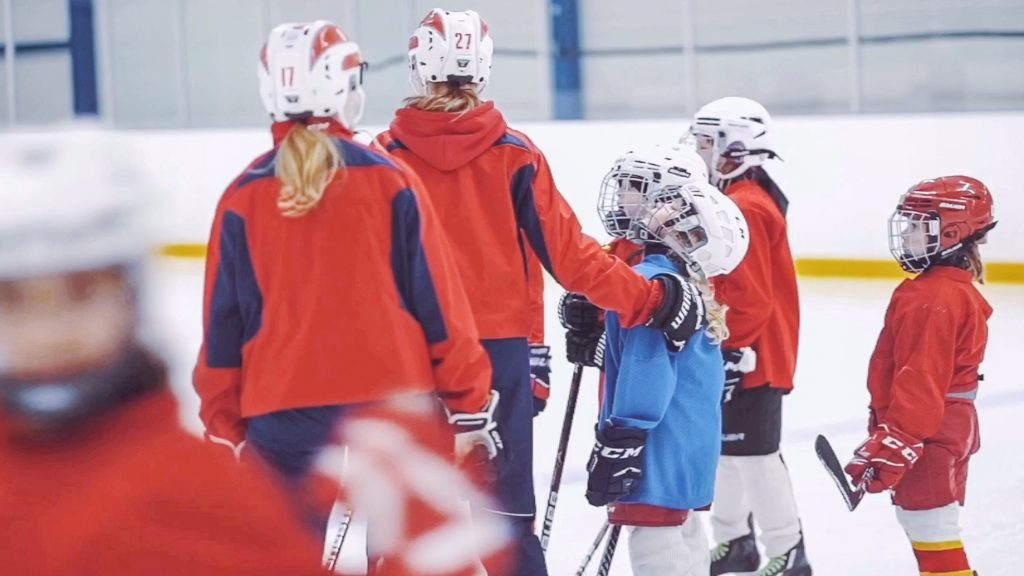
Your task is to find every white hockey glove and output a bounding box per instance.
[723,346,757,374]
[447,390,504,464]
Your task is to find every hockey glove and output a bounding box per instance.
[447,390,505,464]
[722,346,757,388]
[559,292,606,368]
[844,424,923,493]
[585,424,648,507]
[559,292,604,333]
[566,330,606,369]
[530,344,552,416]
[646,273,706,353]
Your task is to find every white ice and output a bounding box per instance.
[153,260,1024,575]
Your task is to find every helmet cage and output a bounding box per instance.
[631,185,712,279]
[888,208,942,273]
[598,160,662,238]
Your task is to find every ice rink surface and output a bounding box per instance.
[153,260,1023,575]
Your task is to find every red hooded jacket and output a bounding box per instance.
[376,102,663,341]
[194,120,491,445]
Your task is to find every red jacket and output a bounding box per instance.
[0,390,324,576]
[713,179,800,391]
[194,120,491,445]
[867,266,991,440]
[376,102,662,340]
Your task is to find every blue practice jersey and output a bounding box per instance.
[601,253,725,510]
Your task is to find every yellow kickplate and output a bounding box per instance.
[158,246,1024,285]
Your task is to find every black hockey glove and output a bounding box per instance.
[559,292,606,368]
[566,331,605,369]
[585,424,648,507]
[559,292,604,333]
[530,344,552,416]
[646,273,706,353]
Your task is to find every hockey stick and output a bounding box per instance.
[324,507,354,572]
[596,524,622,576]
[814,434,873,511]
[540,363,585,553]
[574,521,610,576]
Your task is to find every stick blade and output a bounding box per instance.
[814,434,865,511]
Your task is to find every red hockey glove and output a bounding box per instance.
[844,424,923,493]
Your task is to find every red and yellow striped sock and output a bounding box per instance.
[911,539,973,576]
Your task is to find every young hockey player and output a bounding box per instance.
[376,10,707,575]
[583,145,750,576]
[0,131,325,576]
[845,176,996,576]
[193,21,501,527]
[687,97,810,576]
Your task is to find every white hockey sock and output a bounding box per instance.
[743,451,802,558]
[895,503,962,543]
[681,512,711,574]
[628,518,708,576]
[710,455,752,544]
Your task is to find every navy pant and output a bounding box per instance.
[479,338,548,576]
[246,404,342,533]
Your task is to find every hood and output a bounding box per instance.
[389,101,508,172]
[271,118,353,147]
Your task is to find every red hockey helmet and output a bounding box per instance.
[888,176,996,273]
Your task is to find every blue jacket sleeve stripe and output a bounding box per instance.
[391,188,449,345]
[206,211,264,368]
[510,163,557,280]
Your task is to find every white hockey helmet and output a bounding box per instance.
[597,143,710,239]
[408,8,494,95]
[258,21,367,128]
[688,96,777,185]
[0,130,150,281]
[632,180,750,280]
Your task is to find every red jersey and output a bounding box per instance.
[867,266,991,441]
[376,103,662,340]
[194,120,491,445]
[313,397,510,576]
[0,390,324,576]
[713,179,800,391]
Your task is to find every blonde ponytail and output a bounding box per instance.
[698,279,730,344]
[404,82,482,114]
[275,124,343,217]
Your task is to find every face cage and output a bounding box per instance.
[630,191,711,278]
[598,168,656,238]
[888,209,941,273]
[691,128,762,185]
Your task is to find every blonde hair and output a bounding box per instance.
[697,279,730,344]
[275,123,343,217]
[404,82,482,114]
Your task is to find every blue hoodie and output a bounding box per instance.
[601,253,724,510]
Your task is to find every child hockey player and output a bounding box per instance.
[845,176,996,576]
[688,97,810,576]
[0,131,324,576]
[583,146,749,576]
